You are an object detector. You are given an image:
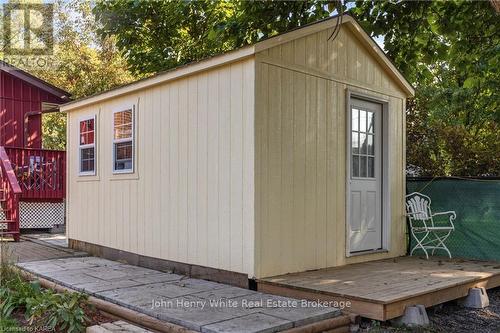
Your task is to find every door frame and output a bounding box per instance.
[345,88,391,257]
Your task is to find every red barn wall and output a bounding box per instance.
[0,71,63,148]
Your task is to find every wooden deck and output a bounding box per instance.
[257,256,500,321]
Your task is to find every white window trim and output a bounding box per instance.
[78,115,97,176]
[112,106,135,174]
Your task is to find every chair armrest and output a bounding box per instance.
[432,211,456,220]
[432,211,456,229]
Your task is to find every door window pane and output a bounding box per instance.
[367,112,375,133]
[368,157,375,178]
[360,133,367,154]
[360,156,367,177]
[352,131,359,154]
[367,134,374,155]
[352,155,359,177]
[352,109,359,131]
[351,106,378,179]
[359,110,367,132]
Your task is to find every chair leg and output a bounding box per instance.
[411,230,430,259]
[433,230,453,258]
[430,233,442,256]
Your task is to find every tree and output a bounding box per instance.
[350,0,499,176]
[93,1,499,175]
[93,0,338,75]
[1,0,136,150]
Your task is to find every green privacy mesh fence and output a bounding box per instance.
[406,177,500,262]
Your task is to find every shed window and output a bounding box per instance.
[113,108,134,173]
[79,117,96,175]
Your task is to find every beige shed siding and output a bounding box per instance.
[255,26,407,278]
[67,58,255,276]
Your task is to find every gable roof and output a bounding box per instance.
[0,60,71,102]
[61,14,414,112]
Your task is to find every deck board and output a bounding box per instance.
[257,256,500,320]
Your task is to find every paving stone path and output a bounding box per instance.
[18,257,341,333]
[2,239,85,263]
[87,320,153,333]
[23,233,69,248]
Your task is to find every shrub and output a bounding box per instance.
[0,316,20,331]
[26,290,90,333]
[0,244,91,333]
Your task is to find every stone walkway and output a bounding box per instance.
[2,238,84,263]
[87,320,153,332]
[23,233,69,248]
[18,256,341,333]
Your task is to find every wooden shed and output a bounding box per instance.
[61,15,414,285]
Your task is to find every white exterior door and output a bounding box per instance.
[348,98,383,253]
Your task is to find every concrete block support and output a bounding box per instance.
[391,305,429,327]
[459,287,489,309]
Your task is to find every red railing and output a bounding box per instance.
[3,147,66,200]
[0,147,22,240]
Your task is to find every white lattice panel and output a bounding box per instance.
[0,209,5,229]
[19,201,65,229]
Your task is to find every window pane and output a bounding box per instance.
[80,119,95,145]
[360,133,367,154]
[80,119,94,132]
[367,112,374,133]
[81,147,94,160]
[80,132,95,145]
[367,134,374,155]
[360,156,367,177]
[114,110,133,139]
[368,157,375,178]
[114,124,132,140]
[352,155,359,178]
[115,159,133,171]
[352,109,359,131]
[80,147,94,172]
[114,141,133,171]
[114,110,132,125]
[359,110,367,132]
[116,141,132,159]
[351,131,359,154]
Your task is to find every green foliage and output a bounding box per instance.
[8,0,137,149]
[350,0,499,176]
[31,0,136,99]
[94,0,498,176]
[42,112,66,151]
[0,316,20,331]
[25,290,90,333]
[0,263,90,333]
[94,0,338,75]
